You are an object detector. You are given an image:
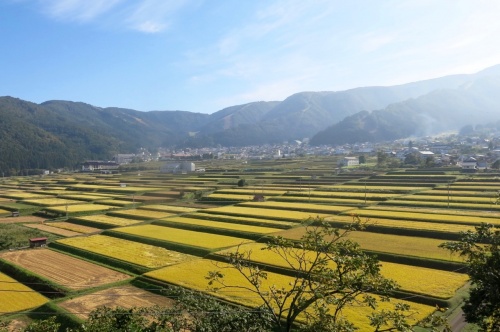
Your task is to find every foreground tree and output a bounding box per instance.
[440,223,500,330]
[207,217,427,331]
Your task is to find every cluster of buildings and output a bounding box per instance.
[80,133,500,173]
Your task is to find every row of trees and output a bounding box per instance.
[2,219,499,331]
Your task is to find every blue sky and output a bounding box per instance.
[1,0,499,114]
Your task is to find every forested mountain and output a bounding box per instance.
[310,75,500,145]
[1,64,500,173]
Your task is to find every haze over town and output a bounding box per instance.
[1,0,500,113]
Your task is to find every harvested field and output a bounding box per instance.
[58,285,175,319]
[48,221,101,234]
[0,249,130,290]
[0,216,46,224]
[23,223,81,237]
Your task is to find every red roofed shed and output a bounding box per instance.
[29,237,47,248]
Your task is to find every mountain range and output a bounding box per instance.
[1,64,500,173]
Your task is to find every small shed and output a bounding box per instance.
[253,194,265,202]
[29,237,48,248]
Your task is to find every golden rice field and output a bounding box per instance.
[95,199,137,207]
[380,262,468,299]
[349,208,500,226]
[138,205,198,214]
[216,189,287,196]
[22,198,85,206]
[99,186,164,193]
[274,227,463,262]
[0,208,11,215]
[48,221,101,234]
[205,194,255,201]
[286,191,398,199]
[449,185,500,191]
[145,259,436,331]
[325,215,475,233]
[416,189,498,197]
[113,225,252,250]
[204,206,331,222]
[215,243,467,299]
[239,201,353,214]
[394,195,494,204]
[0,192,49,199]
[363,205,500,218]
[158,216,283,234]
[45,204,117,214]
[189,212,293,228]
[73,214,144,227]
[269,196,369,205]
[0,272,48,314]
[108,209,173,220]
[56,194,110,201]
[69,184,115,190]
[320,185,429,192]
[381,199,500,211]
[56,235,194,268]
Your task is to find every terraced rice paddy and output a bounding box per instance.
[44,203,117,214]
[138,205,198,214]
[326,215,475,234]
[0,272,48,313]
[0,168,490,327]
[0,249,130,289]
[344,208,500,226]
[203,206,331,222]
[113,225,252,250]
[274,227,463,262]
[156,216,283,235]
[239,201,353,214]
[22,198,84,206]
[145,259,436,331]
[107,208,173,220]
[215,243,467,299]
[215,189,287,196]
[204,193,255,201]
[188,212,293,228]
[56,235,195,268]
[319,185,430,192]
[72,214,144,227]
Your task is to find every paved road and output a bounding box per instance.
[450,308,467,332]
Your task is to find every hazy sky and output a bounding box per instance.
[1,0,499,114]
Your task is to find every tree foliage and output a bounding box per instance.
[440,223,500,330]
[206,217,427,332]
